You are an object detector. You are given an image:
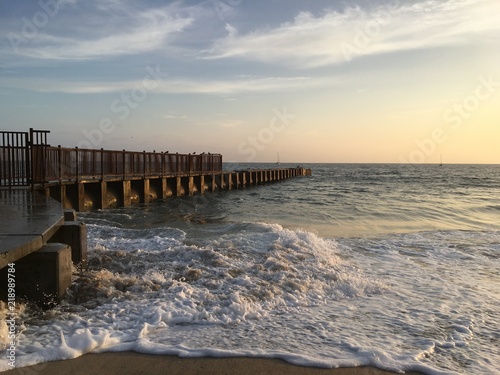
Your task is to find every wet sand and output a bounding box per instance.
[4,352,426,375]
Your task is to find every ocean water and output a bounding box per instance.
[1,163,499,374]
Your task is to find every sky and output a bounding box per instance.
[1,0,499,163]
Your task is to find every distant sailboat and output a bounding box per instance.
[439,154,443,166]
[276,152,280,165]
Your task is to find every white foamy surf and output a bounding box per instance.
[2,164,499,374]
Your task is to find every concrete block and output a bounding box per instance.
[165,177,175,198]
[143,179,150,204]
[177,177,188,196]
[123,180,132,207]
[12,243,72,306]
[99,180,108,209]
[49,221,88,266]
[64,209,77,221]
[77,183,86,211]
[188,176,195,195]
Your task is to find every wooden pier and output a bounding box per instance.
[2,128,309,211]
[0,128,310,305]
[35,147,308,212]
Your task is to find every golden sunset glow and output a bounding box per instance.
[1,0,499,163]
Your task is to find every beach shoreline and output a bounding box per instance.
[3,352,426,375]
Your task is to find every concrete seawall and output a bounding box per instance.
[0,190,87,306]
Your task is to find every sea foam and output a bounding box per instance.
[1,222,389,372]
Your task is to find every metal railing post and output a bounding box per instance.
[161,152,164,176]
[101,148,104,180]
[75,147,79,181]
[123,150,126,179]
[26,131,32,186]
[58,145,63,182]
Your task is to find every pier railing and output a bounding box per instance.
[33,146,223,184]
[0,129,49,188]
[1,129,222,187]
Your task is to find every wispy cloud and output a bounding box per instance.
[5,1,198,60]
[204,0,500,68]
[156,76,321,94]
[1,75,338,94]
